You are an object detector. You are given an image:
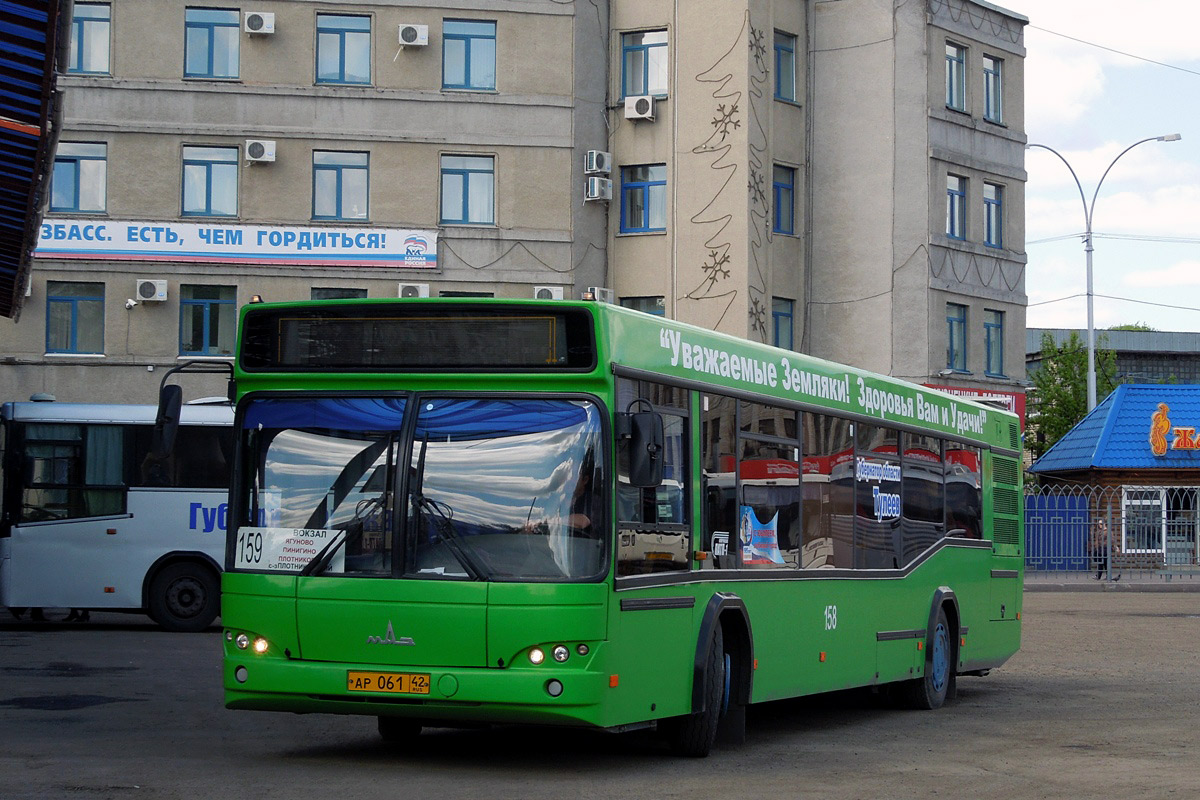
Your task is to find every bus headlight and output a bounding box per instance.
[552,645,570,663]
[529,647,546,665]
[235,633,250,650]
[253,636,269,654]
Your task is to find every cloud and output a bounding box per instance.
[1122,260,1200,287]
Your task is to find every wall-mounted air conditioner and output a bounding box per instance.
[398,24,428,47]
[584,176,612,202]
[245,139,276,163]
[624,95,655,121]
[136,279,168,302]
[533,286,564,300]
[584,150,612,175]
[244,11,275,34]
[398,283,430,298]
[586,287,615,304]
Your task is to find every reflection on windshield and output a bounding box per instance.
[236,396,604,581]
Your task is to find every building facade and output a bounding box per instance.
[2,0,1027,405]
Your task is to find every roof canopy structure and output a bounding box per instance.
[0,0,65,320]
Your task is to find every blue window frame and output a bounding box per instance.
[180,285,236,356]
[774,31,796,102]
[440,155,494,225]
[984,309,1005,376]
[945,43,966,111]
[182,146,238,216]
[67,3,110,74]
[621,30,668,98]
[442,19,496,90]
[984,182,1003,248]
[621,296,665,316]
[946,303,967,372]
[313,151,369,220]
[51,142,107,213]
[620,165,667,233]
[983,55,1003,123]
[773,164,795,235]
[185,8,240,79]
[773,298,794,350]
[946,175,966,240]
[316,14,371,85]
[46,281,104,354]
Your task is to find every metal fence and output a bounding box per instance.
[1024,481,1200,583]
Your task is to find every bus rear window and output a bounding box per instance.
[239,303,597,372]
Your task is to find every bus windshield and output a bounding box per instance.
[235,396,605,581]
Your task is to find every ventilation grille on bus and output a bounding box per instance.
[993,516,1020,547]
[994,486,1020,517]
[1009,422,1020,451]
[992,456,1020,487]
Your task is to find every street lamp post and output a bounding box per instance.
[1026,133,1181,411]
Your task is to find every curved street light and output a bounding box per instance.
[1027,133,1182,411]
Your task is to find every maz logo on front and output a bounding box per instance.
[367,621,415,646]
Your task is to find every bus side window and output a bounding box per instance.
[21,423,125,521]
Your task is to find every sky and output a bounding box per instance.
[999,0,1200,333]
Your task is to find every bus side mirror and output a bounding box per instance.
[617,410,664,488]
[153,384,183,457]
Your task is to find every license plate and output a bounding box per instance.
[347,670,431,695]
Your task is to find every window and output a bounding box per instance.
[311,287,367,300]
[946,302,967,372]
[800,412,855,568]
[313,151,368,220]
[185,8,239,79]
[46,281,104,354]
[984,309,1005,376]
[440,155,494,225]
[20,423,124,522]
[621,296,665,316]
[67,3,110,74]
[316,14,371,85]
[51,143,106,213]
[984,182,1003,248]
[442,19,496,90]
[945,43,966,111]
[180,285,236,356]
[855,423,902,569]
[620,164,666,233]
[983,55,1003,123]
[946,174,966,240]
[773,164,795,234]
[439,290,494,298]
[774,31,796,101]
[182,146,238,217]
[772,298,794,349]
[622,30,668,97]
[617,380,689,576]
[901,432,945,563]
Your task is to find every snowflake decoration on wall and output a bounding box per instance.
[712,103,741,140]
[749,26,767,74]
[700,249,732,291]
[749,296,767,338]
[748,168,767,210]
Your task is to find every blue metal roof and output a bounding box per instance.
[0,0,64,319]
[1030,384,1200,473]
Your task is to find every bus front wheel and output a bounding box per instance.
[148,562,220,632]
[666,624,725,757]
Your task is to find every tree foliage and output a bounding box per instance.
[1027,331,1118,462]
[1108,322,1156,332]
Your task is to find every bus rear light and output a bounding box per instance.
[529,647,546,665]
[552,645,569,663]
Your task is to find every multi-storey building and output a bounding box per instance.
[1,0,1027,405]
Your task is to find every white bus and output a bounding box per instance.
[0,400,233,630]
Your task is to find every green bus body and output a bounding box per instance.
[222,298,1022,747]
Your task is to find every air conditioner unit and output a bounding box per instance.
[245,139,276,163]
[584,176,612,202]
[136,279,168,302]
[624,95,655,121]
[584,150,612,175]
[398,24,428,47]
[398,283,430,298]
[243,11,275,34]
[586,286,615,304]
[533,286,564,301]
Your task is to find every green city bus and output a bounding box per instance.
[204,297,1022,756]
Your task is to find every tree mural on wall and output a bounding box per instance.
[745,21,771,341]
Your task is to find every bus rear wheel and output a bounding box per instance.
[148,562,220,632]
[902,606,952,710]
[667,624,725,757]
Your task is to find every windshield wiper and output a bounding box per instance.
[412,437,486,580]
[299,529,347,577]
